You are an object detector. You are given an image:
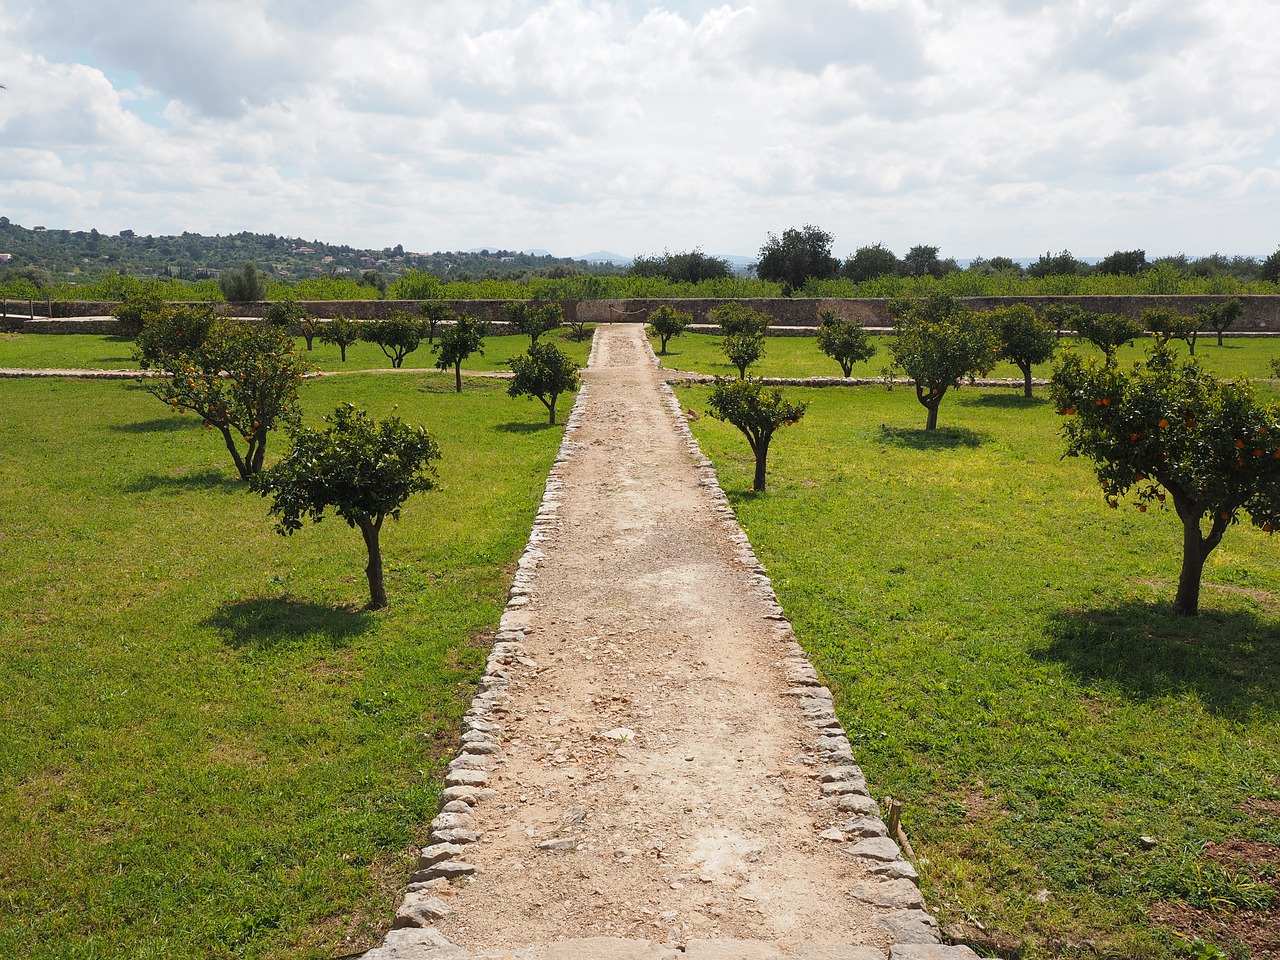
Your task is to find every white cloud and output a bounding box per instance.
[0,0,1278,258]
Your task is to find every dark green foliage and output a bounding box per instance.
[901,244,957,279]
[134,303,216,370]
[1075,311,1146,364]
[263,297,320,349]
[1027,249,1088,278]
[968,255,1024,276]
[360,311,429,367]
[889,294,999,430]
[991,302,1056,397]
[1051,344,1280,614]
[1042,302,1085,338]
[1262,248,1280,284]
[136,311,311,479]
[503,301,563,345]
[815,310,876,377]
[723,332,765,379]
[1098,249,1148,275]
[250,404,441,608]
[218,262,268,302]
[631,249,731,283]
[508,341,580,424]
[1143,306,1200,354]
[755,224,838,291]
[710,302,770,336]
[647,304,692,354]
[317,315,362,361]
[841,243,899,282]
[359,269,387,295]
[111,286,167,337]
[1198,297,1245,346]
[706,377,808,491]
[433,315,487,391]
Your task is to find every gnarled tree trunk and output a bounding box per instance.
[358,516,388,609]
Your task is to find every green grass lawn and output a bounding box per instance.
[0,329,593,374]
[686,383,1280,959]
[655,332,1280,383]
[0,373,567,959]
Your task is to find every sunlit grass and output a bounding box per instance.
[0,373,567,958]
[687,382,1280,958]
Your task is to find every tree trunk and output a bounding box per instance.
[1217,330,1225,347]
[1174,517,1208,616]
[339,344,348,361]
[219,425,250,479]
[454,361,462,392]
[358,517,388,609]
[925,402,939,430]
[753,436,770,492]
[1020,362,1033,398]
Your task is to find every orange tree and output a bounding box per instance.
[503,301,563,345]
[1050,344,1280,615]
[1199,298,1244,347]
[136,306,312,479]
[706,377,808,492]
[1074,310,1144,365]
[433,314,487,392]
[889,294,999,430]
[360,312,429,367]
[991,302,1055,397]
[317,315,362,361]
[648,304,691,355]
[250,404,441,609]
[816,309,876,377]
[508,340,580,425]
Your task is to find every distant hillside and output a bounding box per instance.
[0,218,627,284]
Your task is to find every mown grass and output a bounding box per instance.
[0,329,593,374]
[655,332,1280,383]
[0,373,566,958]
[685,383,1280,959]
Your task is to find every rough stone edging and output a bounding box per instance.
[373,332,599,943]
[651,343,955,949]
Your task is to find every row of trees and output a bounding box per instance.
[752,225,1280,292]
[128,290,583,608]
[650,296,1280,621]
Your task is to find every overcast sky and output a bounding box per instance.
[2,0,1278,261]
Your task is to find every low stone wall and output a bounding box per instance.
[10,295,1280,334]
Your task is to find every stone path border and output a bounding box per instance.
[362,327,989,960]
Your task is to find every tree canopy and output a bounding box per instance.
[889,294,999,430]
[706,377,808,492]
[250,404,441,609]
[755,225,838,291]
[1051,345,1280,615]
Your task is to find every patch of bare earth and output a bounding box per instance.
[1150,838,1280,958]
[429,324,889,951]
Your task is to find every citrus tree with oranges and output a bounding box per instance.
[706,377,808,492]
[136,306,312,479]
[1050,344,1280,615]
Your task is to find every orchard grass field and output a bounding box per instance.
[0,373,567,959]
[687,382,1280,959]
[0,328,593,374]
[654,331,1280,383]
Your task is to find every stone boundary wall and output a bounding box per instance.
[9,295,1280,335]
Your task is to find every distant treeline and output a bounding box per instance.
[3,216,1279,301]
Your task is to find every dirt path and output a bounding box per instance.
[368,324,972,959]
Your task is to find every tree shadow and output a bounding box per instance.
[1037,600,1280,720]
[122,468,236,494]
[205,596,375,652]
[961,393,1051,410]
[877,423,987,449]
[493,421,556,433]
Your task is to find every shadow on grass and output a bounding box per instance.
[878,423,987,449]
[962,392,1051,409]
[123,467,237,493]
[493,421,557,433]
[1038,600,1280,720]
[206,596,375,652]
